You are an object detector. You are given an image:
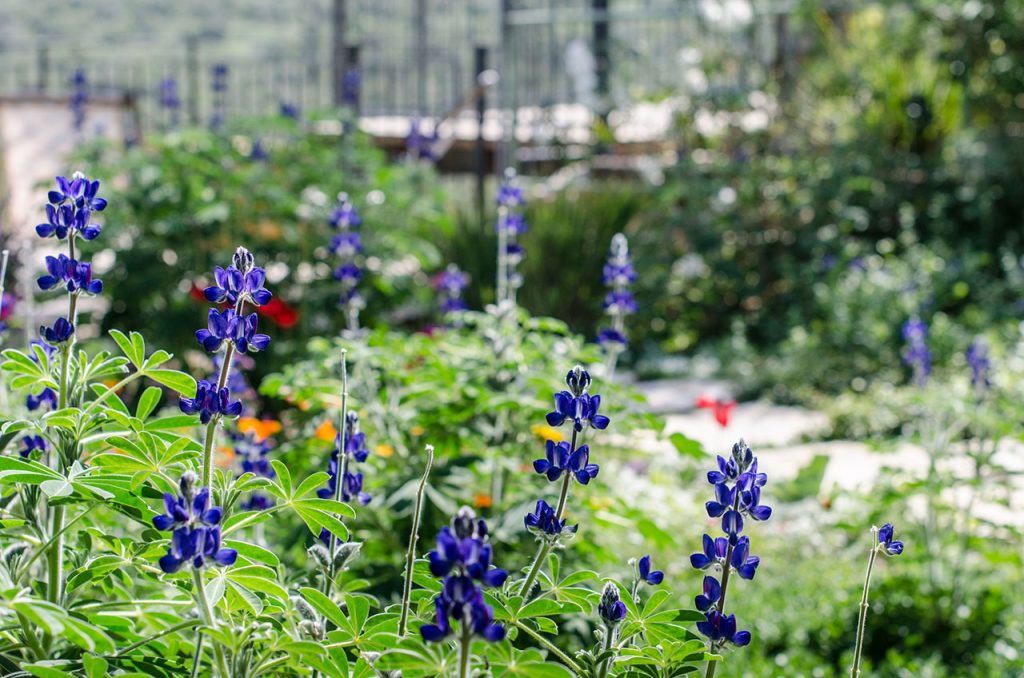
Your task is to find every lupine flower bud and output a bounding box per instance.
[291,595,319,622]
[451,506,477,540]
[233,246,255,274]
[308,543,332,569]
[179,471,197,504]
[566,365,591,397]
[333,541,362,569]
[297,619,325,641]
[598,583,627,625]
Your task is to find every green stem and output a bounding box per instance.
[80,371,146,418]
[192,568,231,678]
[113,619,200,657]
[458,626,473,678]
[17,504,93,582]
[511,620,582,673]
[201,343,236,491]
[517,541,552,600]
[850,532,880,678]
[325,349,349,595]
[704,489,742,678]
[597,622,616,678]
[518,428,577,600]
[45,504,65,606]
[399,444,434,636]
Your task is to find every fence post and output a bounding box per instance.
[332,0,347,106]
[344,45,361,115]
[498,0,515,173]
[186,35,200,125]
[36,46,49,93]
[592,0,610,117]
[415,0,428,115]
[475,46,488,230]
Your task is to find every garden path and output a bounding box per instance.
[630,377,1024,525]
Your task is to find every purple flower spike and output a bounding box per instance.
[420,509,506,644]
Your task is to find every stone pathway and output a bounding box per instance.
[632,378,1024,517]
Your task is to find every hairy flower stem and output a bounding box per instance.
[324,349,349,595]
[200,342,236,492]
[519,429,578,598]
[192,568,231,678]
[850,529,880,678]
[596,623,617,678]
[399,444,434,636]
[704,490,742,678]
[511,620,583,672]
[458,626,473,678]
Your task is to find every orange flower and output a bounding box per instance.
[530,424,564,443]
[411,425,425,436]
[315,420,338,442]
[375,444,394,458]
[473,493,493,508]
[216,446,236,468]
[238,417,281,441]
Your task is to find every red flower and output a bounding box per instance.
[257,297,299,329]
[696,395,736,428]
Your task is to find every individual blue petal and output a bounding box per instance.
[159,553,184,573]
[483,623,505,642]
[214,548,238,566]
[420,624,448,642]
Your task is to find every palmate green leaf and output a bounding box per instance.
[147,369,196,397]
[0,455,64,485]
[373,635,452,677]
[1,348,50,380]
[488,644,576,678]
[110,329,144,367]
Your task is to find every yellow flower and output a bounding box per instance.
[530,424,563,443]
[315,420,337,442]
[411,425,425,436]
[238,417,281,441]
[375,444,394,458]
[588,496,614,510]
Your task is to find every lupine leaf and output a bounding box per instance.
[147,369,196,397]
[300,587,349,628]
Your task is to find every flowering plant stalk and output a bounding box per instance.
[327,193,366,333]
[495,169,526,307]
[850,523,904,677]
[692,439,771,678]
[598,233,636,379]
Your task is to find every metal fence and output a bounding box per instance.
[0,0,796,133]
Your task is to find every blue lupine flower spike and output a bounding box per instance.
[152,472,237,573]
[420,508,506,644]
[692,439,769,654]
